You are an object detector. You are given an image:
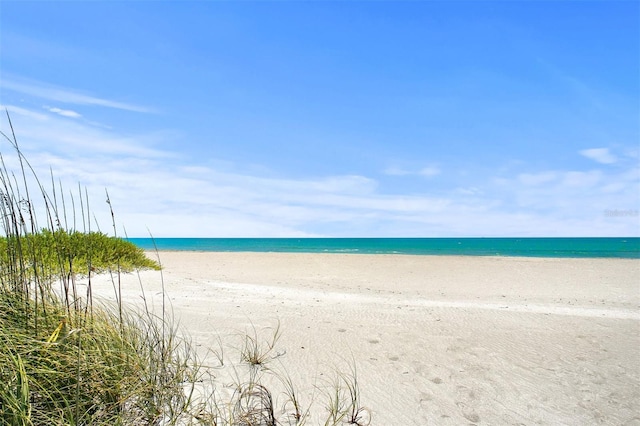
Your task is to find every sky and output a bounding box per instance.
[0,1,638,237]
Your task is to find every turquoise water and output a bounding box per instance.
[126,238,640,258]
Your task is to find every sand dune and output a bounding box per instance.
[91,252,640,425]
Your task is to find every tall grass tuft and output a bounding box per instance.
[240,321,284,368]
[0,114,200,425]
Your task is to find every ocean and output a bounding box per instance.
[126,237,640,259]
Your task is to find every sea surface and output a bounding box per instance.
[126,238,640,259]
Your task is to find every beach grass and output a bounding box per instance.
[0,115,370,424]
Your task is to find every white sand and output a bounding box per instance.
[91,252,640,425]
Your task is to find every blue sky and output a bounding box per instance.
[1,1,638,237]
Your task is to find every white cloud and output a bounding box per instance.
[384,165,441,178]
[562,170,602,187]
[2,104,50,121]
[46,106,82,118]
[455,187,482,196]
[1,104,638,237]
[2,104,169,158]
[580,148,617,164]
[418,166,441,177]
[2,76,153,113]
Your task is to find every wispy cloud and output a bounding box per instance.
[45,106,82,118]
[384,165,441,178]
[2,77,154,113]
[418,166,441,177]
[580,148,617,164]
[1,105,638,237]
[1,103,169,159]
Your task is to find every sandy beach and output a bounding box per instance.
[92,252,640,425]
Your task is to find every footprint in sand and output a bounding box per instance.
[455,401,480,423]
[455,388,480,424]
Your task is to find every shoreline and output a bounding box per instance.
[92,251,640,424]
[147,248,640,259]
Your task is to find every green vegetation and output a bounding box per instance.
[0,228,160,280]
[0,116,370,425]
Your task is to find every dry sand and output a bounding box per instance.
[92,252,640,425]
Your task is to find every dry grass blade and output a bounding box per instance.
[240,321,285,368]
[340,364,371,426]
[233,383,277,426]
[278,369,311,426]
